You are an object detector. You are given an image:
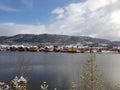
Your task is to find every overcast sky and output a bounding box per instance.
[0,0,120,40]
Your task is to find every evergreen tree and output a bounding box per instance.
[79,53,104,90]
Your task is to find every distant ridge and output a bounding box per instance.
[0,34,119,46]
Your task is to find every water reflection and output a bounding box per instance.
[0,51,120,89]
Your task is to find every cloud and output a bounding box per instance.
[0,5,19,12]
[0,23,46,36]
[52,8,65,19]
[0,0,120,41]
[49,0,120,40]
[111,10,120,24]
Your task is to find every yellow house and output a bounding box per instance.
[67,47,78,53]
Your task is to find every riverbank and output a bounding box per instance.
[0,44,120,54]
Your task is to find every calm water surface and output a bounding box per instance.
[0,51,120,90]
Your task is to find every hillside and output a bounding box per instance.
[0,34,118,46]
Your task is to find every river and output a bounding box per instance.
[0,51,120,90]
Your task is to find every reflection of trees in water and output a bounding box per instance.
[41,53,65,90]
[17,56,32,78]
[55,75,70,90]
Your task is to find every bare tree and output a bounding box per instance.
[79,53,104,90]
